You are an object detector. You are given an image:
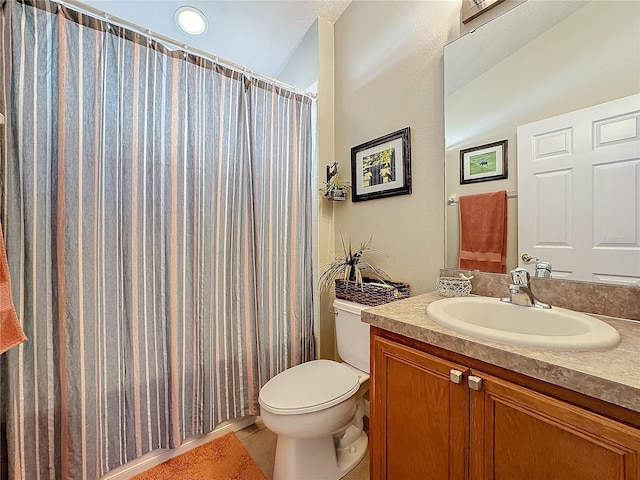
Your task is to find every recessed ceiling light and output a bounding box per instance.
[175,6,208,36]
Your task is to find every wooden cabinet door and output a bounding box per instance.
[470,370,640,480]
[371,334,469,480]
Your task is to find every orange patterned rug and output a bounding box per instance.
[131,432,266,480]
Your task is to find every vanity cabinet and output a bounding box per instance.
[370,330,640,480]
[370,334,469,479]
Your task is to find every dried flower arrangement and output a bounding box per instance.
[319,236,389,293]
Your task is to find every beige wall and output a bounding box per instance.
[318,0,529,360]
[284,2,460,360]
[329,0,460,303]
[316,18,338,359]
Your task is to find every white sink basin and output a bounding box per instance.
[426,296,621,350]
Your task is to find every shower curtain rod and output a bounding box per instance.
[55,0,318,100]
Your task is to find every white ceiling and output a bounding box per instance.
[78,0,351,78]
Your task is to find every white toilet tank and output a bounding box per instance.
[333,299,370,373]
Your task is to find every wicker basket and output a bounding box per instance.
[335,278,410,306]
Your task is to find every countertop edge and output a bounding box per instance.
[361,292,640,414]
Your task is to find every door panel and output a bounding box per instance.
[518,94,640,284]
[371,335,468,480]
[470,371,640,480]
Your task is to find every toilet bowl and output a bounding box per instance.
[258,299,370,480]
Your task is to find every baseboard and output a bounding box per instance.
[100,416,258,479]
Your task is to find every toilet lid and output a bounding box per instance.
[259,360,360,415]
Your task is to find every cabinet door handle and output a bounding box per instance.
[468,375,483,391]
[450,369,464,384]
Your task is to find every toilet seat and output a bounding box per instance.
[259,360,360,415]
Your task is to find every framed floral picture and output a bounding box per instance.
[350,127,412,202]
[459,140,508,184]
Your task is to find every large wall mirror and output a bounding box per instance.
[444,0,640,284]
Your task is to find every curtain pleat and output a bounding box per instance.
[248,81,315,384]
[0,1,314,478]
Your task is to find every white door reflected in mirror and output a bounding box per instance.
[517,94,640,285]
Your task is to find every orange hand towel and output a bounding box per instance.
[0,223,26,354]
[458,190,508,274]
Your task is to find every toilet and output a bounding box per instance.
[258,299,370,480]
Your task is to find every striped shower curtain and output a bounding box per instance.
[0,1,314,478]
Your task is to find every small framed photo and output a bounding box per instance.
[460,140,508,184]
[351,127,411,202]
[462,0,506,24]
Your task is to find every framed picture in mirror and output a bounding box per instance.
[351,127,412,202]
[459,140,508,184]
[462,0,506,24]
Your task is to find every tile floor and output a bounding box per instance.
[238,420,369,480]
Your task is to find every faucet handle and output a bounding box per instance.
[510,267,530,286]
[535,262,552,278]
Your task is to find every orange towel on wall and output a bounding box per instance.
[0,223,26,354]
[458,190,508,274]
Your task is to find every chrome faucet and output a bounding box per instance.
[501,268,551,309]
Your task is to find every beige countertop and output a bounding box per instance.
[362,292,640,413]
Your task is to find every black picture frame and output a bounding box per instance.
[350,127,412,202]
[459,140,508,184]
